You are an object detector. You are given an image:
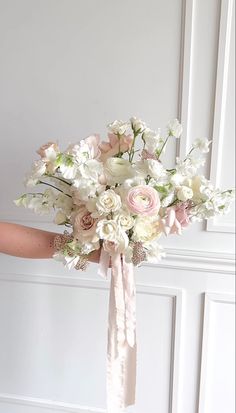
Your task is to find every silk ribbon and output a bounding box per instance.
[99,248,137,412]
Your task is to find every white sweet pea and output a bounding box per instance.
[107,120,130,135]
[54,210,68,224]
[177,185,193,201]
[72,178,103,202]
[96,189,122,215]
[193,137,212,153]
[130,116,146,133]
[65,143,90,163]
[60,162,78,180]
[24,160,47,187]
[142,128,163,153]
[167,119,183,138]
[176,157,197,177]
[79,159,104,182]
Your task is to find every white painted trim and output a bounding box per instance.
[0,284,183,413]
[198,292,235,413]
[0,393,105,413]
[177,0,195,158]
[207,0,235,233]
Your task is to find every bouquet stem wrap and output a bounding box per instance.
[99,249,137,411]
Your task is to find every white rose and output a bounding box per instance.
[193,137,212,153]
[104,157,133,185]
[103,230,129,255]
[177,185,193,201]
[96,189,122,215]
[107,120,130,135]
[114,210,134,231]
[96,219,118,241]
[130,116,146,133]
[132,216,161,242]
[167,119,183,138]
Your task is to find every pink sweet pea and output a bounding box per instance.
[160,202,191,235]
[84,134,101,159]
[99,133,133,161]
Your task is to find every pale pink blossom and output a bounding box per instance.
[141,149,158,160]
[126,185,160,216]
[99,133,133,161]
[160,202,191,235]
[84,134,101,159]
[36,142,59,159]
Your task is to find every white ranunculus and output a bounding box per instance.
[142,128,163,153]
[167,119,183,138]
[96,189,122,215]
[177,185,193,201]
[130,116,146,133]
[104,157,133,185]
[113,210,135,231]
[96,219,118,241]
[107,120,130,135]
[132,216,161,242]
[193,137,212,153]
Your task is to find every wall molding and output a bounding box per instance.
[0,284,183,413]
[197,292,235,412]
[207,0,235,233]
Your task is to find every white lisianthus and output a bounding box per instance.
[107,120,130,135]
[130,116,146,133]
[96,219,118,241]
[113,210,135,231]
[167,119,183,138]
[177,185,193,201]
[105,157,133,185]
[193,137,212,153]
[132,216,162,242]
[96,189,122,215]
[142,128,163,153]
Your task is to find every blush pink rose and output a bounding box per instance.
[72,207,97,241]
[99,133,133,161]
[126,185,160,216]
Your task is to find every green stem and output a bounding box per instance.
[38,181,72,198]
[157,134,170,160]
[46,175,72,185]
[129,131,139,162]
[183,147,195,161]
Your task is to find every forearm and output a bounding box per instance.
[0,222,101,263]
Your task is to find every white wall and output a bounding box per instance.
[0,1,235,413]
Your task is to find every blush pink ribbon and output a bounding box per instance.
[98,248,137,412]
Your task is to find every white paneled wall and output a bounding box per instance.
[0,1,235,413]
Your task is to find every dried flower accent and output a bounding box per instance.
[75,255,89,271]
[132,241,146,266]
[53,230,74,251]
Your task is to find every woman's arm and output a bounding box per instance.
[0,222,101,263]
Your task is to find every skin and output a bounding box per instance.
[0,222,101,263]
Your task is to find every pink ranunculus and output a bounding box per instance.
[72,207,97,241]
[84,134,101,159]
[99,133,133,162]
[126,185,160,216]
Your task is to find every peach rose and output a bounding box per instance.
[99,133,133,161]
[126,185,160,216]
[72,207,98,242]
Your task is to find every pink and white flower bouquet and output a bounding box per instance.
[14,117,235,411]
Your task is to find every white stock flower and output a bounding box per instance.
[104,157,133,185]
[96,189,122,215]
[132,216,161,242]
[107,120,130,135]
[167,119,183,138]
[130,116,146,133]
[177,185,193,201]
[176,157,197,177]
[193,138,212,153]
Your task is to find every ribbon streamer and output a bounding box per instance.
[99,249,137,412]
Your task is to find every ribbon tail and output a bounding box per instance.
[98,247,111,279]
[107,253,137,411]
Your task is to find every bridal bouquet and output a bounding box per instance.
[14,117,234,411]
